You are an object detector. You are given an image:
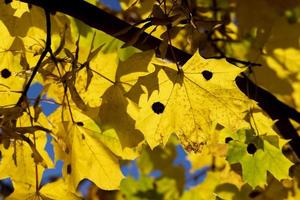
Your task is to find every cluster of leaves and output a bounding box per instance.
[0,0,300,199]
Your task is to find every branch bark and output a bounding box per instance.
[17,0,300,156]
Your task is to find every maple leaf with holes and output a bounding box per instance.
[127,51,252,149]
[226,129,293,188]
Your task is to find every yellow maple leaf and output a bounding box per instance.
[49,107,124,191]
[74,51,155,156]
[0,52,25,106]
[131,51,251,149]
[181,158,244,200]
[0,133,50,186]
[0,109,52,187]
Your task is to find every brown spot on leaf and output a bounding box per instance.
[202,70,213,80]
[67,164,72,174]
[152,102,165,114]
[1,68,11,79]
[225,137,233,143]
[247,143,257,154]
[76,121,84,126]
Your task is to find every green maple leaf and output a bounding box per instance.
[226,129,293,188]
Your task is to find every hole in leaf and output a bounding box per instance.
[1,68,11,79]
[247,143,257,154]
[81,134,85,140]
[152,102,165,114]
[76,121,84,126]
[202,70,213,80]
[225,137,233,144]
[67,164,72,174]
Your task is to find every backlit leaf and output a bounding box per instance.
[226,129,293,188]
[131,51,251,149]
[49,107,124,191]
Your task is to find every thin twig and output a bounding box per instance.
[16,9,52,106]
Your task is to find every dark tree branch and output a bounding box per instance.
[236,76,300,157]
[19,0,191,65]
[16,0,300,155]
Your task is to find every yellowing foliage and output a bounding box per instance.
[0,0,300,199]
